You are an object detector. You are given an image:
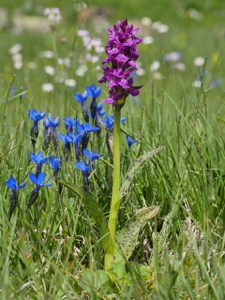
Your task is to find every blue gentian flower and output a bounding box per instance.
[63,117,80,134]
[86,84,101,98]
[30,151,50,175]
[59,133,73,158]
[74,90,89,122]
[75,160,92,192]
[102,114,114,130]
[75,160,92,172]
[210,79,220,89]
[126,135,137,149]
[86,84,101,119]
[101,115,126,131]
[46,113,60,151]
[70,133,83,161]
[28,109,46,122]
[6,177,26,191]
[83,149,103,161]
[121,117,126,125]
[48,113,60,128]
[49,156,61,178]
[29,172,52,188]
[28,172,52,209]
[6,177,26,220]
[63,117,74,133]
[77,122,100,134]
[77,122,100,151]
[28,109,46,150]
[96,102,106,118]
[43,117,51,149]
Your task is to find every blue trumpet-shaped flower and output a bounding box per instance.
[63,117,80,134]
[77,122,100,134]
[28,172,52,209]
[75,160,92,173]
[28,109,46,150]
[70,133,83,161]
[74,90,89,122]
[75,160,92,192]
[49,156,61,178]
[77,122,100,151]
[59,133,73,158]
[46,113,60,151]
[30,151,50,175]
[28,109,46,122]
[86,84,101,119]
[86,84,101,99]
[29,172,52,188]
[6,177,26,220]
[6,177,26,191]
[96,102,106,118]
[126,135,137,149]
[83,149,103,161]
[43,117,51,149]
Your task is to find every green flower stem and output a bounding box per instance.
[105,105,121,270]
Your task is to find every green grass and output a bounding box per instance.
[1,0,225,299]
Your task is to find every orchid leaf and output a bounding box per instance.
[77,269,110,293]
[60,180,109,251]
[114,206,160,263]
[119,146,164,199]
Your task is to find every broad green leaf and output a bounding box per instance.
[60,180,109,251]
[114,206,159,262]
[119,146,164,199]
[77,269,109,293]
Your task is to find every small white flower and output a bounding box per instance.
[150,61,160,72]
[12,53,23,62]
[14,61,23,70]
[141,17,152,26]
[42,83,54,92]
[172,62,186,71]
[45,66,55,76]
[44,7,61,24]
[136,68,146,76]
[194,56,205,67]
[76,65,87,77]
[64,79,76,87]
[40,50,54,59]
[152,21,162,30]
[192,80,202,88]
[95,46,105,53]
[164,52,182,62]
[86,54,99,63]
[142,36,154,45]
[156,24,169,33]
[9,44,22,55]
[77,29,89,37]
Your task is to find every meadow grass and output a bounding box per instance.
[1,1,225,299]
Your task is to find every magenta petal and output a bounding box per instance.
[103,98,114,104]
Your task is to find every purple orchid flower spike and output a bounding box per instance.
[99,19,142,108]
